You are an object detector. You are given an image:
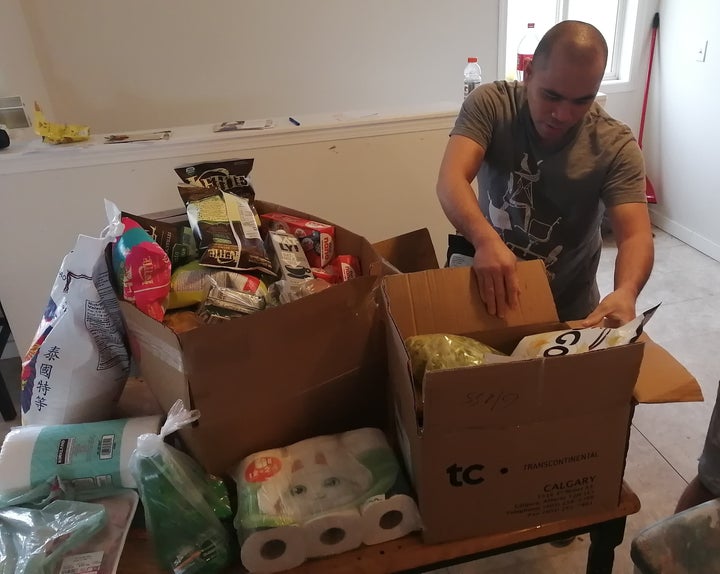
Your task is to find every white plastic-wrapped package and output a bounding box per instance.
[21,202,130,425]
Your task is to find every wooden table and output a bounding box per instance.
[118,483,640,574]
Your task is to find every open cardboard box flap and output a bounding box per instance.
[383,259,558,335]
[383,259,702,405]
[633,333,703,402]
[373,228,440,274]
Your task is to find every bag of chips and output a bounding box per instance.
[177,184,273,275]
[405,334,505,387]
[121,211,197,269]
[111,209,172,322]
[507,304,660,360]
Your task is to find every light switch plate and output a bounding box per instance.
[696,40,708,63]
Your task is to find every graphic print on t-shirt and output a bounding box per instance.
[485,152,564,280]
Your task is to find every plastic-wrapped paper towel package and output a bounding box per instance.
[0,415,161,498]
[232,427,421,573]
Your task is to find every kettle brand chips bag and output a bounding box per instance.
[177,184,273,274]
[175,158,273,274]
[175,158,262,227]
[175,158,255,193]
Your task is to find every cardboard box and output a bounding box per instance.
[120,201,388,476]
[382,260,702,544]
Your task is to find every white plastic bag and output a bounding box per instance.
[21,202,129,425]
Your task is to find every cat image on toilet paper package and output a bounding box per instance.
[232,427,421,573]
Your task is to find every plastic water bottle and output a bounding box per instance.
[516,23,540,81]
[463,57,482,99]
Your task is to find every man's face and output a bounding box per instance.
[524,49,605,146]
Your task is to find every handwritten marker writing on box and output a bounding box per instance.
[288,117,301,126]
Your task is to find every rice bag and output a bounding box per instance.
[405,334,505,387]
[507,304,660,359]
[111,211,172,322]
[21,200,130,425]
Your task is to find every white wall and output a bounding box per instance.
[0,118,455,353]
[14,0,661,140]
[0,0,53,118]
[21,0,499,133]
[645,0,720,260]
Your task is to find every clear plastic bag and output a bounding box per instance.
[129,400,231,574]
[0,490,106,574]
[405,334,505,386]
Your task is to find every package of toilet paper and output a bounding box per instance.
[232,427,419,572]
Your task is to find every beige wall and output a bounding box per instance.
[20,0,500,133]
[0,0,53,119]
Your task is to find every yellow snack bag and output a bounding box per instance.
[33,102,89,144]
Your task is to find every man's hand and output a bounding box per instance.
[582,286,637,327]
[473,236,520,318]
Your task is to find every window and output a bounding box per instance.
[501,0,637,86]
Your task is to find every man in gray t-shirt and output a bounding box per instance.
[437,20,653,324]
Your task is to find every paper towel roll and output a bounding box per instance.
[0,415,161,496]
[360,493,422,545]
[302,508,364,557]
[240,526,306,573]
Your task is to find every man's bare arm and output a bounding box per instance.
[436,135,520,317]
[583,202,654,326]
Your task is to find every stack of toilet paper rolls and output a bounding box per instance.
[232,427,421,573]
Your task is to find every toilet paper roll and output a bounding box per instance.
[240,526,307,573]
[0,415,161,496]
[302,508,364,557]
[360,493,422,545]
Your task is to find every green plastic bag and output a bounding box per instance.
[129,400,231,574]
[405,333,505,386]
[0,491,106,574]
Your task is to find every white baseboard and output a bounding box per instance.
[650,210,720,263]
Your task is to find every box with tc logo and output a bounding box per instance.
[381,260,701,544]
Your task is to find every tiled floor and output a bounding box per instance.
[424,228,719,573]
[0,227,716,573]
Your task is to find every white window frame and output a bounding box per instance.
[498,0,651,94]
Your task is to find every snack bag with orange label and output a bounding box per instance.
[33,102,90,144]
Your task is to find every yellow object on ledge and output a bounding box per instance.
[33,101,89,144]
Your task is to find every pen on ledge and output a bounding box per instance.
[288,117,301,126]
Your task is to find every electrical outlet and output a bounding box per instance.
[696,40,708,63]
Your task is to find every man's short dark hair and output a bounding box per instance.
[533,20,609,70]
